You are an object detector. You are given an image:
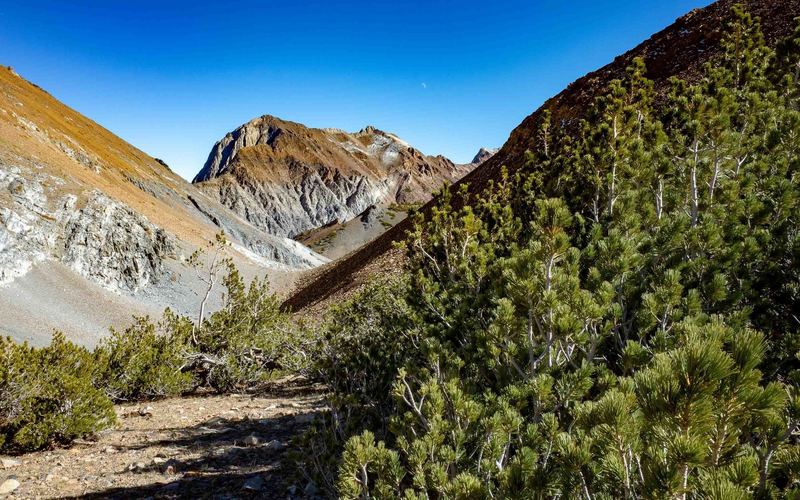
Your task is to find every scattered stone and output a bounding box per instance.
[242,475,264,491]
[103,446,118,454]
[1,458,21,468]
[165,465,176,475]
[265,440,286,451]
[0,479,19,494]
[243,434,260,447]
[138,406,154,417]
[205,416,226,426]
[128,462,146,471]
[153,457,167,464]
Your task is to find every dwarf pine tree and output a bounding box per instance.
[299,7,800,499]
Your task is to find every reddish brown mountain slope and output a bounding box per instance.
[193,116,475,239]
[284,0,800,314]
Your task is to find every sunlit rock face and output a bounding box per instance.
[193,115,480,238]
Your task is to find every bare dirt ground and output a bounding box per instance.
[0,378,326,499]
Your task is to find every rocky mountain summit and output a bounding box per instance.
[193,116,478,238]
[471,147,498,165]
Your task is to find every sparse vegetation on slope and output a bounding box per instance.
[0,235,300,453]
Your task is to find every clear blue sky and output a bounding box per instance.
[0,0,712,180]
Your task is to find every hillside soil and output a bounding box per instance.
[0,377,325,499]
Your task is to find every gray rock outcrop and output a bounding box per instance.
[0,165,174,292]
[62,192,175,292]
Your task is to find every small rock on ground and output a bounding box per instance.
[0,478,20,494]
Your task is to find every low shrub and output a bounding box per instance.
[190,265,291,391]
[0,257,297,453]
[0,333,115,452]
[294,276,418,495]
[93,312,195,401]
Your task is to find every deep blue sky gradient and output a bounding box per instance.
[0,1,713,180]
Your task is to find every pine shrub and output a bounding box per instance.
[93,312,195,401]
[0,333,115,452]
[300,9,800,497]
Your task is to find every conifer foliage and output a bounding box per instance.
[0,237,294,453]
[303,9,800,498]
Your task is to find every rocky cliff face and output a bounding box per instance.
[0,165,174,292]
[0,66,326,278]
[193,116,476,238]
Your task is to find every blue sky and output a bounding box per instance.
[0,0,712,180]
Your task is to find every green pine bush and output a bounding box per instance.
[298,8,800,498]
[93,312,195,401]
[0,333,115,452]
[191,264,291,391]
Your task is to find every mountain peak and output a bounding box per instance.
[193,116,477,240]
[471,147,498,165]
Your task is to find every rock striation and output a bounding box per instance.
[0,165,174,292]
[193,116,477,238]
[62,192,175,292]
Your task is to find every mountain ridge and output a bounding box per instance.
[192,115,478,239]
[0,66,326,345]
[283,0,800,314]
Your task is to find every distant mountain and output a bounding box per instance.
[192,116,477,239]
[284,0,800,314]
[471,147,498,165]
[0,66,325,345]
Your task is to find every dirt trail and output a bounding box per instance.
[0,378,326,499]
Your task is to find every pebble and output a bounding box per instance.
[243,435,260,446]
[0,479,20,494]
[0,458,21,468]
[104,446,118,454]
[242,475,264,491]
[153,457,167,464]
[265,440,285,451]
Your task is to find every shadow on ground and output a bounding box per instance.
[70,387,326,499]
